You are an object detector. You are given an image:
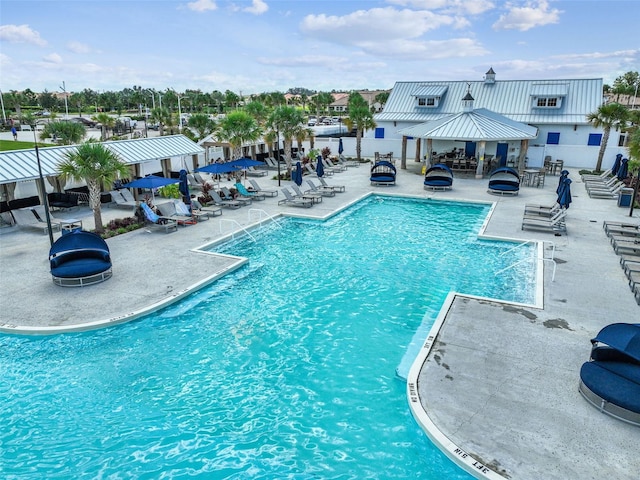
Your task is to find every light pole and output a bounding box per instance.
[32,126,54,246]
[59,81,69,119]
[177,94,183,133]
[0,89,6,124]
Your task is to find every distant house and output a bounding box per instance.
[371,69,615,170]
[326,90,390,114]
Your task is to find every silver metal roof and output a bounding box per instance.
[411,85,448,97]
[397,108,538,141]
[0,135,204,184]
[376,78,602,125]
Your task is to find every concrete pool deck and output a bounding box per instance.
[1,162,639,478]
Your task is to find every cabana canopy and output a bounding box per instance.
[398,108,538,141]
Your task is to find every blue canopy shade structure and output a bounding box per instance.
[179,169,191,207]
[557,177,572,209]
[487,167,520,196]
[123,174,179,190]
[579,323,640,426]
[292,162,303,186]
[611,153,623,177]
[424,163,453,191]
[49,231,113,287]
[617,158,629,181]
[316,156,325,178]
[196,163,238,175]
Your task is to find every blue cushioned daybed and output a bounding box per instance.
[370,161,396,186]
[49,231,113,287]
[488,167,520,195]
[578,323,640,426]
[424,163,453,191]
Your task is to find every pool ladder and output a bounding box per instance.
[219,219,257,242]
[248,208,282,228]
[496,240,557,282]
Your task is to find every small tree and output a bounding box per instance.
[345,92,376,161]
[40,121,86,145]
[267,106,305,174]
[587,102,629,171]
[216,110,261,160]
[58,142,130,233]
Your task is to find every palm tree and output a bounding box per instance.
[267,106,305,174]
[346,92,376,161]
[186,113,216,141]
[587,102,629,171]
[58,142,129,234]
[150,107,171,136]
[216,110,261,160]
[40,121,86,145]
[94,112,115,141]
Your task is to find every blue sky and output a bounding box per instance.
[1,0,638,95]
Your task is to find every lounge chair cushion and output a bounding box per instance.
[580,361,640,413]
[50,249,112,278]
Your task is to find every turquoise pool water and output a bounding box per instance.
[1,196,535,479]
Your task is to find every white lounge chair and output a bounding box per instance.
[210,191,241,209]
[139,203,178,233]
[291,184,322,203]
[521,209,567,233]
[157,202,196,226]
[11,207,62,234]
[318,176,345,192]
[305,179,335,197]
[109,190,137,209]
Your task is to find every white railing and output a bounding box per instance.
[248,208,282,228]
[497,240,557,282]
[219,219,256,242]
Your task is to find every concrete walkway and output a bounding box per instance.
[1,162,638,478]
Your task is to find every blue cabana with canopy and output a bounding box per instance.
[423,163,453,190]
[579,323,640,426]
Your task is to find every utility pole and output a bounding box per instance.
[60,81,69,119]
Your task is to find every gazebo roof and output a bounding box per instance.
[397,108,538,141]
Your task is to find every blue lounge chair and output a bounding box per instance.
[488,167,520,195]
[370,161,396,186]
[140,202,178,232]
[49,231,113,287]
[579,323,640,426]
[235,182,266,201]
[423,163,453,190]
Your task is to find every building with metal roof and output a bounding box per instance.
[371,70,613,171]
[0,135,204,202]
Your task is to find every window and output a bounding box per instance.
[374,128,384,139]
[547,132,560,145]
[618,134,627,147]
[416,97,438,108]
[588,134,602,146]
[535,97,560,108]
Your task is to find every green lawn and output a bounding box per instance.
[0,140,37,151]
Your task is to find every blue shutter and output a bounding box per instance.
[588,133,602,146]
[547,132,560,145]
[374,128,384,139]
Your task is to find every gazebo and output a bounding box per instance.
[397,93,538,178]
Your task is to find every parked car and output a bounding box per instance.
[71,117,97,127]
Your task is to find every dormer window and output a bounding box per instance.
[418,97,437,107]
[536,97,559,108]
[412,85,447,109]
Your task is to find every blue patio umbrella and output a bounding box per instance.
[557,177,572,209]
[228,157,265,169]
[316,155,325,178]
[611,153,623,177]
[196,163,238,175]
[338,138,344,155]
[556,170,569,195]
[123,174,179,204]
[292,161,303,186]
[179,169,191,207]
[617,157,629,181]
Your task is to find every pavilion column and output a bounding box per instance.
[401,136,407,169]
[161,158,171,178]
[426,138,433,169]
[192,154,199,171]
[475,141,486,179]
[2,182,17,201]
[414,139,421,166]
[518,139,529,173]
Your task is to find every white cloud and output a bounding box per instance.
[0,24,47,46]
[301,7,457,45]
[493,1,561,31]
[67,41,91,54]
[359,37,489,59]
[243,0,268,15]
[187,0,217,13]
[43,53,63,64]
[387,0,496,15]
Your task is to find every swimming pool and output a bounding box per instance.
[1,196,535,479]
